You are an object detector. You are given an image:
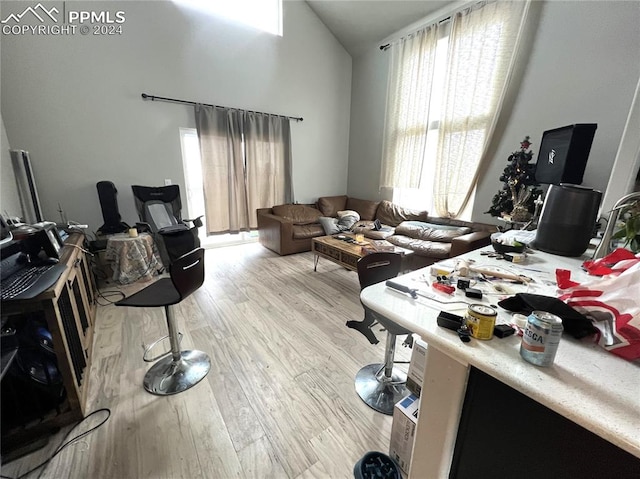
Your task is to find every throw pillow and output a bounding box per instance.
[337,210,361,230]
[318,216,340,235]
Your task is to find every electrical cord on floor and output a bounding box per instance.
[88,251,125,306]
[0,408,111,479]
[96,289,126,305]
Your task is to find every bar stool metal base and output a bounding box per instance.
[355,363,408,415]
[143,349,211,396]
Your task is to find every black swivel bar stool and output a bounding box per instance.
[351,253,413,415]
[116,248,210,395]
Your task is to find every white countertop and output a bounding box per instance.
[361,247,640,458]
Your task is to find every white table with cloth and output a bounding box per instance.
[104,233,163,284]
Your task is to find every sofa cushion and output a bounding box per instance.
[387,235,452,259]
[317,195,348,217]
[292,223,324,239]
[346,197,380,221]
[352,220,395,240]
[376,200,428,227]
[318,217,340,235]
[364,229,395,240]
[423,215,495,232]
[394,221,472,243]
[272,204,322,225]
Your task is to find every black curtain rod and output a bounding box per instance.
[141,93,303,122]
[379,15,452,51]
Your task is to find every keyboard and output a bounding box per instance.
[1,263,66,301]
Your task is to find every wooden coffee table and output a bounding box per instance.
[311,234,414,272]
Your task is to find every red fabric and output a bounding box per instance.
[581,248,639,276]
[558,255,640,361]
[556,269,580,289]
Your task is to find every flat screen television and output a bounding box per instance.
[534,123,597,185]
[10,149,44,224]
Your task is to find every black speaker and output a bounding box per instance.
[96,181,129,235]
[534,184,602,257]
[534,124,597,185]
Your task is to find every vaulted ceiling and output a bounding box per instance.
[305,0,453,55]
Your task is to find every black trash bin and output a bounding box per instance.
[354,451,402,479]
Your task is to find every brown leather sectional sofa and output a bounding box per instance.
[256,195,497,268]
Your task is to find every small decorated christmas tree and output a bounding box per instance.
[485,136,543,221]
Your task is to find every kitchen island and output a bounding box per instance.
[361,247,640,478]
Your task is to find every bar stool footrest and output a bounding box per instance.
[142,332,183,363]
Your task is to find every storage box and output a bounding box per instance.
[389,394,419,474]
[406,336,427,397]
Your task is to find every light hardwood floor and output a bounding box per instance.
[2,243,412,479]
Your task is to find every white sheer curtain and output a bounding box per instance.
[195,105,292,234]
[380,25,439,189]
[381,0,530,218]
[433,0,530,217]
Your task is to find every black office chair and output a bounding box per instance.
[350,252,413,415]
[116,248,210,395]
[131,185,203,266]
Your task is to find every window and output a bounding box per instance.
[174,0,282,36]
[391,29,450,213]
[382,1,529,219]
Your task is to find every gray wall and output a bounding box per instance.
[347,1,640,223]
[1,0,352,232]
[348,47,391,202]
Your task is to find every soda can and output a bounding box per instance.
[520,311,563,367]
[465,304,497,340]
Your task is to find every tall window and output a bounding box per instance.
[386,26,450,214]
[174,0,282,36]
[381,1,530,219]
